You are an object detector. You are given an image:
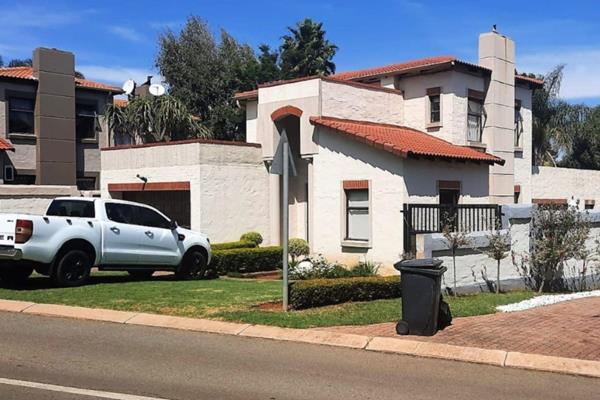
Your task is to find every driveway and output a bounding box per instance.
[320,297,600,361]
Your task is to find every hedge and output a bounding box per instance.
[211,240,257,251]
[289,276,401,309]
[211,246,282,274]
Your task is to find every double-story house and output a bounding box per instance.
[233,30,542,267]
[0,48,122,189]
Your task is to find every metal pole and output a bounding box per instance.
[282,142,289,312]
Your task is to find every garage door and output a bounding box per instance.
[122,190,191,229]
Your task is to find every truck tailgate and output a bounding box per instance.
[0,215,17,246]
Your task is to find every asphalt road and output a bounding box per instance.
[0,312,598,400]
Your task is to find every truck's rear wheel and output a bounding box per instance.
[52,249,91,287]
[175,250,207,280]
[0,266,33,287]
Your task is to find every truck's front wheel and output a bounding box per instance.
[175,250,208,280]
[52,249,91,287]
[0,266,33,287]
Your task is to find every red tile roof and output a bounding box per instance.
[310,116,504,165]
[331,56,460,80]
[0,138,14,151]
[515,74,544,86]
[113,98,129,107]
[0,66,123,93]
[234,89,258,101]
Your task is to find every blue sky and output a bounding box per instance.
[1,0,599,104]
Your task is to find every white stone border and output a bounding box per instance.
[497,290,600,313]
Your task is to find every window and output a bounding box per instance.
[345,189,369,241]
[8,97,35,134]
[467,98,484,142]
[132,205,172,229]
[514,101,523,147]
[47,200,95,218]
[105,203,135,224]
[3,165,14,182]
[427,87,441,125]
[11,174,35,185]
[76,177,96,191]
[76,103,98,140]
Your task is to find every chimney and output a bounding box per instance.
[478,31,515,205]
[33,47,76,186]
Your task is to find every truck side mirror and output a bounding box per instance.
[169,220,178,230]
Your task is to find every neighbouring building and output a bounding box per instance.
[0,47,123,190]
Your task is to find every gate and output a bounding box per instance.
[402,203,502,255]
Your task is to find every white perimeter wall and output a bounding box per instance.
[0,185,80,214]
[533,166,600,210]
[101,142,270,243]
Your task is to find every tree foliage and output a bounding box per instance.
[279,18,337,79]
[104,95,210,144]
[484,230,510,293]
[560,107,600,169]
[155,17,337,140]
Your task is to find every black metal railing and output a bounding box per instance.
[402,203,502,254]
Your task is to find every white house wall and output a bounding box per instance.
[100,142,270,243]
[312,126,406,273]
[398,71,486,146]
[320,80,403,125]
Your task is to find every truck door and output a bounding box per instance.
[102,202,146,265]
[130,205,180,266]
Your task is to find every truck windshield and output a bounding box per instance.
[47,200,95,218]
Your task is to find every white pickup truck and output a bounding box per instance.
[0,197,212,287]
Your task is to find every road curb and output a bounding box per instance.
[0,299,598,379]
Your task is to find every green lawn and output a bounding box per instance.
[0,274,534,329]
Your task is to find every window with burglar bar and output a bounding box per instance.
[514,104,523,147]
[76,103,98,140]
[345,189,369,241]
[8,96,35,134]
[467,98,484,142]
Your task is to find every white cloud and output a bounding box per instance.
[108,26,144,43]
[78,65,163,87]
[519,48,600,99]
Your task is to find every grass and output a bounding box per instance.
[0,273,534,329]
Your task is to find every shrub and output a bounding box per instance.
[350,260,380,277]
[240,231,263,246]
[211,240,257,251]
[211,246,282,275]
[514,204,590,293]
[289,255,348,280]
[289,276,401,309]
[289,238,310,262]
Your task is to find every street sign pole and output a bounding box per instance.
[282,141,289,312]
[269,129,295,312]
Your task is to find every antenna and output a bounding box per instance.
[122,79,135,95]
[149,83,166,96]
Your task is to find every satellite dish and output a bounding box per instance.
[122,79,135,95]
[149,83,166,96]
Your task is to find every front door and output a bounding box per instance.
[130,205,181,266]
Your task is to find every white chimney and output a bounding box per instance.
[479,31,515,205]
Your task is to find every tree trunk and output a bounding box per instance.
[452,252,457,297]
[496,259,500,294]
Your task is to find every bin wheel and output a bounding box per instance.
[395,320,409,335]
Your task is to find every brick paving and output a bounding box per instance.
[319,297,600,361]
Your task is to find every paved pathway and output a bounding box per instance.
[320,297,600,361]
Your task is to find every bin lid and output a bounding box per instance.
[393,258,446,275]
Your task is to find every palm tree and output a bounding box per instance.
[279,18,338,79]
[104,95,211,144]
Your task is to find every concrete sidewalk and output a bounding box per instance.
[0,299,599,379]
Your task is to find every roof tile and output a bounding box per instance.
[310,116,504,165]
[0,66,123,92]
[0,138,14,151]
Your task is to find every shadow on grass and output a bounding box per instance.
[0,273,177,291]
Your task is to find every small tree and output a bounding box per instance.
[288,238,309,263]
[515,204,590,292]
[484,230,511,293]
[442,224,470,296]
